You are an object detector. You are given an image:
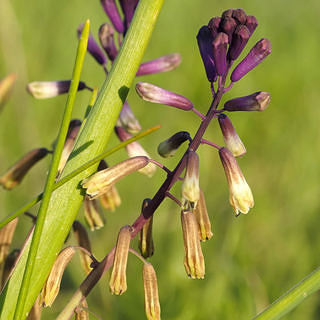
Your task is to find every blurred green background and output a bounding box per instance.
[1,0,320,319]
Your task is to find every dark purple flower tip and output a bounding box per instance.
[136,53,181,76]
[219,17,237,43]
[119,0,139,32]
[100,0,124,33]
[212,32,229,76]
[136,82,193,111]
[208,17,221,39]
[27,80,87,99]
[232,8,247,25]
[224,91,271,112]
[230,38,271,82]
[245,16,258,35]
[197,26,217,83]
[228,25,250,61]
[77,24,107,66]
[158,131,191,158]
[99,23,118,61]
[221,9,234,19]
[218,114,246,157]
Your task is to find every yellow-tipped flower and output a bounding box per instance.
[99,185,121,211]
[73,221,93,274]
[0,73,16,111]
[143,263,161,320]
[194,190,213,241]
[97,160,121,211]
[181,151,200,210]
[0,148,49,190]
[109,225,132,295]
[83,196,105,231]
[218,114,246,157]
[82,156,150,199]
[181,210,205,279]
[219,147,254,215]
[139,199,154,258]
[40,246,76,307]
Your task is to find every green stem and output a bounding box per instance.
[253,267,320,320]
[0,0,164,318]
[13,21,90,320]
[0,126,160,229]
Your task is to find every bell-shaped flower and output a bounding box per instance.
[219,147,254,215]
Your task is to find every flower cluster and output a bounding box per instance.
[0,5,271,320]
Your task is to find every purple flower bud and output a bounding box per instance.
[221,9,234,19]
[228,25,250,61]
[212,33,229,76]
[207,17,221,39]
[232,8,247,25]
[219,17,237,43]
[136,53,181,76]
[231,38,271,82]
[218,114,246,157]
[99,23,118,61]
[245,16,258,35]
[77,24,107,66]
[158,131,191,158]
[136,82,193,111]
[224,91,271,112]
[27,80,86,99]
[116,101,141,134]
[119,0,139,32]
[100,0,124,33]
[196,26,217,83]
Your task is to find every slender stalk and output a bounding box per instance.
[13,20,90,320]
[0,0,164,318]
[253,267,320,320]
[0,126,160,229]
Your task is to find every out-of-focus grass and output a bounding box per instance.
[1,0,320,319]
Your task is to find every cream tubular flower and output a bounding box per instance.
[219,147,254,215]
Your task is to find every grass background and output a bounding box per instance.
[1,0,320,319]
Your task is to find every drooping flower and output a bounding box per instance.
[219,147,254,215]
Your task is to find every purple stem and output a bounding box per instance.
[149,159,171,174]
[223,81,234,93]
[191,107,205,120]
[201,139,221,150]
[165,191,182,207]
[210,82,216,97]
